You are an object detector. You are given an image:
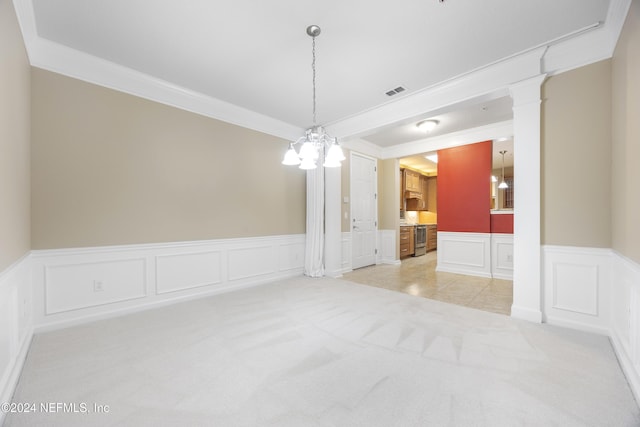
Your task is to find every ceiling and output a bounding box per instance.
[20,0,620,157]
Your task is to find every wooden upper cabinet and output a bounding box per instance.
[400,169,405,210]
[427,177,437,213]
[401,169,438,212]
[404,169,421,192]
[406,173,428,211]
[419,175,429,210]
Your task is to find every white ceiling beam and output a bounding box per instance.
[381,120,513,160]
[325,48,544,141]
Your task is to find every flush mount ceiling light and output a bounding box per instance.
[498,150,509,189]
[416,119,439,133]
[282,25,345,170]
[425,154,438,163]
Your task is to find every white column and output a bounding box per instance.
[509,74,546,323]
[324,166,343,277]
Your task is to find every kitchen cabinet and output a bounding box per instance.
[426,224,437,252]
[406,175,425,210]
[427,177,437,213]
[400,169,405,210]
[400,226,414,258]
[404,169,421,193]
[407,175,438,213]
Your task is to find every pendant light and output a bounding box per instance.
[498,150,509,189]
[282,25,345,169]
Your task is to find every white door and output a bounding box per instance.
[351,153,377,269]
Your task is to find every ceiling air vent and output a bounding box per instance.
[385,86,406,96]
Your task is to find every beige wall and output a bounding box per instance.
[0,0,31,271]
[611,1,640,263]
[612,0,640,264]
[378,158,399,231]
[541,60,612,248]
[31,69,306,249]
[377,158,400,259]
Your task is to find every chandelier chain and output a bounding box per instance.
[281,25,344,169]
[311,35,317,126]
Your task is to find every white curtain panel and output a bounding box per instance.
[304,153,325,277]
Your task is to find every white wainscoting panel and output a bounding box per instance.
[45,259,147,314]
[0,254,33,426]
[31,234,305,331]
[378,229,399,265]
[279,242,305,272]
[228,246,276,281]
[610,251,640,406]
[491,234,513,280]
[341,232,352,274]
[436,232,492,278]
[542,245,611,334]
[156,251,222,295]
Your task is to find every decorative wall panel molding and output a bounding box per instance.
[551,263,599,316]
[31,234,305,331]
[156,251,222,295]
[436,232,492,278]
[491,234,514,280]
[542,245,611,334]
[45,259,147,314]
[609,251,640,405]
[0,255,33,426]
[227,246,276,281]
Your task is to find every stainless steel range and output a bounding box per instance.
[413,224,427,256]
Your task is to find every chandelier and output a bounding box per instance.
[282,25,345,169]
[498,150,509,189]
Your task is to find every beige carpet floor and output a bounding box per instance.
[6,276,640,426]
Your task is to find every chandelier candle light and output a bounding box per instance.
[282,25,345,169]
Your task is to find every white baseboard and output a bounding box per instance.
[610,328,640,407]
[510,305,542,323]
[609,251,640,406]
[0,254,33,426]
[31,234,305,332]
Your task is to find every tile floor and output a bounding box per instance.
[343,250,513,315]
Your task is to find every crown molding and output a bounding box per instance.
[12,0,631,143]
[29,38,304,141]
[11,0,303,141]
[542,0,632,76]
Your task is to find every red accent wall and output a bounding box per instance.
[490,214,514,234]
[437,141,492,233]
